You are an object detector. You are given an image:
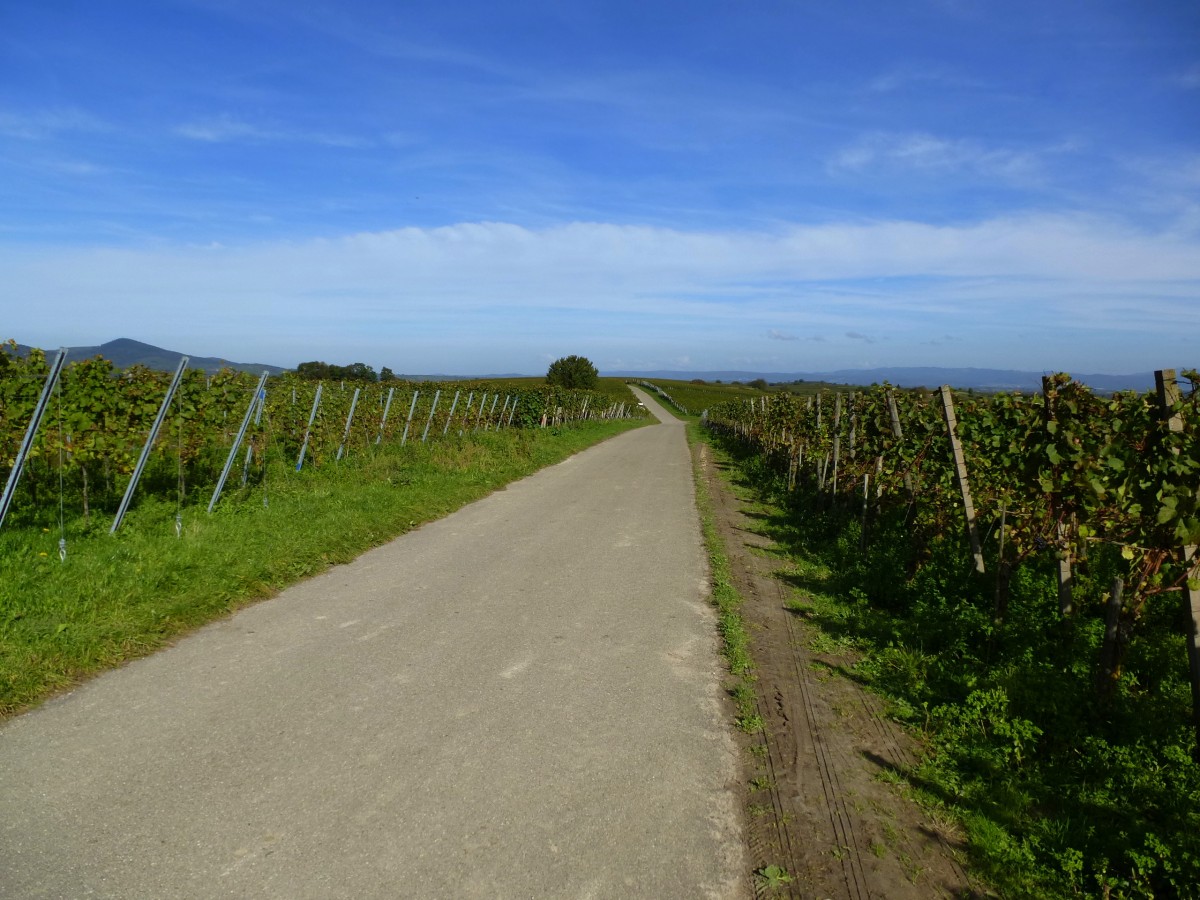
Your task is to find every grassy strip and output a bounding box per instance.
[685,422,758,731]
[0,420,642,717]
[691,423,802,890]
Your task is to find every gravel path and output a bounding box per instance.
[0,388,746,899]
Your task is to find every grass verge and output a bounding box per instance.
[0,419,642,718]
[685,422,757,731]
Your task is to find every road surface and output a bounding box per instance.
[0,387,745,899]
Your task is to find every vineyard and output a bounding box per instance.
[0,343,644,534]
[703,371,1200,896]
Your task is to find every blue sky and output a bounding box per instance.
[2,0,1198,375]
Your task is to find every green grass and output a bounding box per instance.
[685,422,761,742]
[0,419,643,717]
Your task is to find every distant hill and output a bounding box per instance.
[11,338,288,376]
[4,341,1163,392]
[606,367,1158,393]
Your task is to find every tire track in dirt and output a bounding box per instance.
[781,589,872,900]
[698,443,980,900]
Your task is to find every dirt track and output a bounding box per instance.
[695,439,982,899]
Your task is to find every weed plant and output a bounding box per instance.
[708,431,1200,899]
[0,420,642,717]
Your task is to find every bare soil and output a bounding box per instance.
[696,441,986,899]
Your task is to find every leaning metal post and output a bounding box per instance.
[208,371,270,512]
[0,348,68,530]
[111,356,190,533]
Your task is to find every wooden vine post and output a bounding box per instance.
[1097,576,1125,698]
[1156,369,1200,753]
[847,391,857,461]
[830,393,842,498]
[939,385,985,574]
[1043,376,1074,617]
[814,395,826,490]
[886,389,914,499]
[1185,546,1200,756]
[994,502,1011,624]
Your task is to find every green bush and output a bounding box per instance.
[546,355,598,390]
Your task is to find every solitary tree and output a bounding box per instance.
[546,355,598,390]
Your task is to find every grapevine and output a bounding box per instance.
[0,342,645,530]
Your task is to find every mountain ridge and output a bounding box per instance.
[11,338,288,376]
[608,366,1159,393]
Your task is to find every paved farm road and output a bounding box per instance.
[0,387,746,899]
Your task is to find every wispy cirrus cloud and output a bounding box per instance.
[174,116,273,142]
[43,159,111,176]
[767,329,799,341]
[174,115,369,148]
[6,215,1198,310]
[829,131,1072,183]
[1172,64,1200,89]
[865,65,979,94]
[921,334,962,346]
[845,331,875,343]
[0,107,109,140]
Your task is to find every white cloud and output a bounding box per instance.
[2,215,1197,372]
[6,216,1199,299]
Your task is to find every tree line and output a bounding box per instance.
[294,361,398,382]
